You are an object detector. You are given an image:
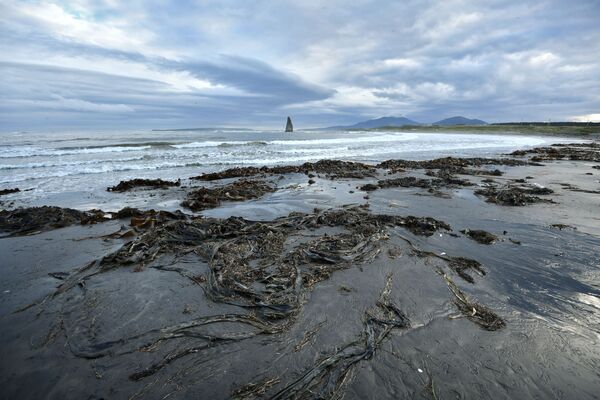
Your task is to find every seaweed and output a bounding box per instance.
[377,177,442,189]
[181,180,275,211]
[192,160,377,181]
[377,156,531,170]
[107,178,181,192]
[17,202,507,393]
[21,205,449,358]
[359,173,472,193]
[460,228,497,244]
[474,183,554,206]
[232,377,281,399]
[442,273,505,331]
[0,188,20,196]
[293,320,327,352]
[511,142,600,162]
[270,273,410,399]
[447,257,486,284]
[0,206,109,237]
[112,207,187,223]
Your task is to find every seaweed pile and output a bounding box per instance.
[0,188,20,196]
[107,178,181,192]
[182,180,275,211]
[475,183,555,206]
[377,156,532,171]
[511,142,600,162]
[192,159,377,181]
[193,156,526,186]
[460,228,497,244]
[0,206,188,237]
[21,203,506,395]
[360,174,473,193]
[0,206,108,237]
[361,177,439,192]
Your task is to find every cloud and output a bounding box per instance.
[0,0,599,129]
[572,113,600,123]
[9,95,135,113]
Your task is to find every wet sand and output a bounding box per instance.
[1,142,599,399]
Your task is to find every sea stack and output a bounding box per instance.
[285,116,293,132]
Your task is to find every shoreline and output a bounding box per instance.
[354,124,600,138]
[1,142,599,399]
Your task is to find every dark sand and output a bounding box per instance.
[1,143,599,399]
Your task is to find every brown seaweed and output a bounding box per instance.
[511,142,600,162]
[192,159,377,181]
[377,156,533,170]
[460,228,498,244]
[474,183,554,206]
[447,257,486,284]
[0,206,109,237]
[181,180,275,211]
[107,178,181,192]
[0,188,20,196]
[442,273,505,331]
[270,273,410,399]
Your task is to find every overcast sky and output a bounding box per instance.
[1,0,599,130]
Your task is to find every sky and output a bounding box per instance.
[1,0,599,130]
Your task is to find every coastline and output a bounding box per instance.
[1,142,599,399]
[355,124,600,138]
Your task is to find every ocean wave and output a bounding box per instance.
[0,145,153,158]
[269,133,420,146]
[56,141,177,150]
[0,156,147,170]
[0,161,189,184]
[173,140,268,149]
[170,133,417,149]
[217,141,268,148]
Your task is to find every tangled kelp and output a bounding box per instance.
[13,200,512,400]
[0,206,108,237]
[107,178,181,192]
[23,205,474,385]
[270,273,410,399]
[191,159,377,181]
[442,273,505,331]
[181,180,275,211]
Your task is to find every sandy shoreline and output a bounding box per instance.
[1,142,599,399]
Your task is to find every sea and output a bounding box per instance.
[0,128,571,205]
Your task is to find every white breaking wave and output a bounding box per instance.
[0,145,152,158]
[0,156,147,170]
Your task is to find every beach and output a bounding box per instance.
[1,136,599,399]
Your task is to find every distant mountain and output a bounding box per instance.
[323,116,421,130]
[433,116,487,125]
